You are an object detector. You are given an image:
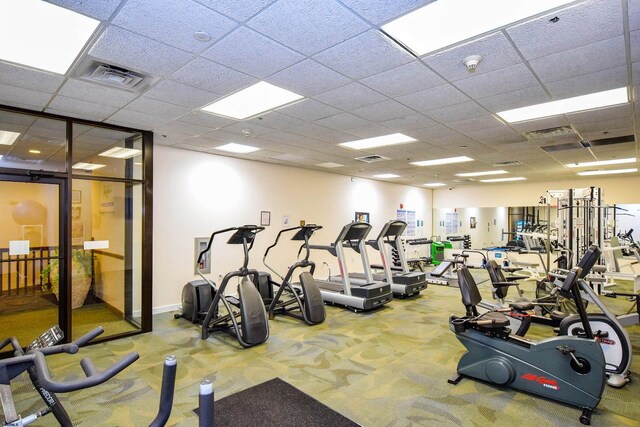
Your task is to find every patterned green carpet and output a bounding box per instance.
[8,272,640,426]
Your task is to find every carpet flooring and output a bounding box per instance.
[5,271,640,426]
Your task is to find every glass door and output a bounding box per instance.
[0,177,62,345]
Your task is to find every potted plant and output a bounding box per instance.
[41,249,93,309]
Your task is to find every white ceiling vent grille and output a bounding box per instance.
[491,160,523,167]
[74,57,159,93]
[522,126,575,140]
[354,155,389,163]
[88,65,143,88]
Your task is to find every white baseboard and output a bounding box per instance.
[152,303,181,315]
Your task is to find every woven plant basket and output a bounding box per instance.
[49,262,92,309]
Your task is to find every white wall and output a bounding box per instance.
[433,207,509,248]
[433,176,640,208]
[153,145,433,311]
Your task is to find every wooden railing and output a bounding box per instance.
[0,247,58,296]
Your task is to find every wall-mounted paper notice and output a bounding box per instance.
[84,240,109,250]
[9,240,30,256]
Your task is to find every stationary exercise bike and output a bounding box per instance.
[259,224,326,325]
[449,265,606,425]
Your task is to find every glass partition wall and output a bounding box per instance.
[0,105,152,346]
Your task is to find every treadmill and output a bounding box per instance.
[309,222,393,311]
[352,220,427,297]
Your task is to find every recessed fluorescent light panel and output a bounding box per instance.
[497,87,628,123]
[0,0,99,74]
[0,130,21,145]
[214,143,260,154]
[424,182,446,187]
[373,174,400,179]
[28,149,41,154]
[566,157,636,168]
[480,177,526,183]
[381,0,573,56]
[72,162,105,171]
[99,147,142,159]
[316,162,343,168]
[339,133,416,150]
[202,81,303,120]
[455,170,507,177]
[411,156,473,167]
[577,168,637,176]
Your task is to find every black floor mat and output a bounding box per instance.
[193,377,359,427]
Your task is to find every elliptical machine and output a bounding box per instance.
[177,225,269,348]
[259,224,326,325]
[449,265,606,425]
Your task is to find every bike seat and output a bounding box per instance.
[509,299,534,311]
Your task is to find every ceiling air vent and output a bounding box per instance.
[453,178,474,183]
[74,57,159,93]
[588,134,634,146]
[522,126,575,140]
[354,155,389,163]
[491,160,523,167]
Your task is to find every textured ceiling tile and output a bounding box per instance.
[266,60,351,97]
[89,26,195,77]
[423,32,524,82]
[630,0,640,31]
[107,109,170,129]
[396,84,470,113]
[314,113,373,132]
[112,0,237,54]
[581,128,635,141]
[425,101,488,123]
[314,82,386,110]
[566,104,632,124]
[247,0,370,56]
[360,61,445,98]
[351,99,415,122]
[544,65,627,99]
[339,0,427,25]
[202,27,304,78]
[286,122,341,139]
[572,118,632,134]
[154,120,216,137]
[381,114,439,131]
[245,111,305,130]
[124,97,192,120]
[476,85,550,111]
[194,0,276,22]
[446,115,503,133]
[0,62,64,93]
[529,35,626,83]
[462,126,524,144]
[408,124,459,141]
[170,58,257,94]
[453,64,539,99]
[144,80,218,109]
[221,121,275,137]
[634,64,640,85]
[344,124,398,138]
[45,0,123,20]
[507,1,623,60]
[0,83,52,109]
[509,116,571,132]
[58,78,138,108]
[631,30,640,62]
[279,99,342,121]
[47,95,118,121]
[313,30,413,80]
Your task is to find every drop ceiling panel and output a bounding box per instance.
[112,0,237,54]
[221,121,275,137]
[170,58,257,95]
[89,26,195,77]
[343,123,399,138]
[544,65,628,99]
[381,114,439,132]
[476,85,550,111]
[0,62,64,93]
[0,83,52,110]
[509,116,572,133]
[425,101,488,124]
[566,104,632,124]
[360,61,445,98]
[58,78,138,108]
[46,0,123,20]
[266,60,351,97]
[351,99,415,122]
[313,112,374,131]
[279,99,342,121]
[107,109,171,129]
[506,0,623,60]
[178,111,236,129]
[314,82,387,111]
[453,64,540,99]
[47,96,118,121]
[631,30,640,62]
[125,97,192,121]
[397,84,470,113]
[581,128,635,141]
[407,124,461,141]
[445,115,503,133]
[202,27,305,78]
[529,35,626,83]
[572,118,632,134]
[247,0,370,56]
[423,32,524,82]
[194,0,276,22]
[313,30,412,80]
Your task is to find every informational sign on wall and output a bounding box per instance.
[445,212,459,234]
[396,209,407,222]
[397,209,416,236]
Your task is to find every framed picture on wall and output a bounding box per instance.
[470,217,477,229]
[72,190,81,204]
[99,182,115,213]
[260,211,271,226]
[355,212,370,223]
[72,206,81,219]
